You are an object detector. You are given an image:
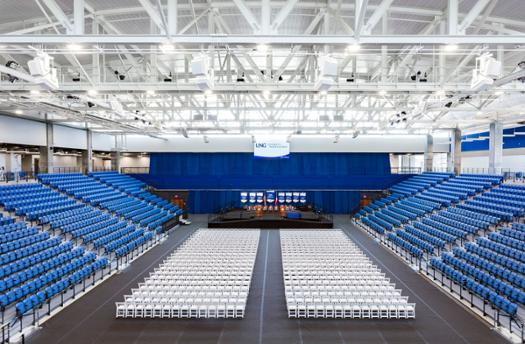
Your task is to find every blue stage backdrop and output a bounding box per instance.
[134,152,409,213]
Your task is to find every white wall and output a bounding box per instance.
[124,134,449,153]
[53,155,80,168]
[53,125,87,149]
[462,149,525,172]
[120,155,150,168]
[0,115,46,146]
[93,132,115,151]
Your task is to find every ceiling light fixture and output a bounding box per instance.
[30,90,40,95]
[15,109,23,115]
[87,89,98,96]
[256,44,269,53]
[346,44,361,53]
[66,43,83,52]
[160,43,175,53]
[146,90,155,96]
[444,44,459,52]
[378,90,387,96]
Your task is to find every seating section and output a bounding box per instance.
[116,229,259,319]
[0,184,82,221]
[355,172,525,331]
[0,212,108,318]
[90,172,181,215]
[281,229,415,319]
[38,173,178,230]
[89,171,145,195]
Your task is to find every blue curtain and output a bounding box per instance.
[133,152,407,214]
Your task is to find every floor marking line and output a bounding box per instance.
[258,231,270,344]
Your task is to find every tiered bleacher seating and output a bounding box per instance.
[0,212,108,318]
[89,171,145,195]
[39,173,177,230]
[90,172,181,215]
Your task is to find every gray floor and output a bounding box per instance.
[26,215,508,344]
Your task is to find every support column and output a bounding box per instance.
[39,122,54,173]
[21,154,32,173]
[489,121,503,174]
[447,128,462,175]
[111,150,121,173]
[81,129,93,173]
[424,134,434,172]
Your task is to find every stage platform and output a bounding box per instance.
[208,209,333,229]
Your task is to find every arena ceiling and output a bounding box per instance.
[0,0,524,137]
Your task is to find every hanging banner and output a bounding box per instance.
[249,192,256,204]
[266,190,276,203]
[292,192,300,203]
[240,192,248,204]
[285,192,293,203]
[277,192,285,203]
[299,192,307,203]
[254,138,290,158]
[256,192,264,203]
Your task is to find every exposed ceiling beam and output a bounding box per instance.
[231,0,261,33]
[272,0,299,32]
[362,0,394,35]
[354,0,369,39]
[40,0,73,33]
[137,0,166,34]
[2,34,525,44]
[458,0,492,34]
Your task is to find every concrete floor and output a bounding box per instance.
[26,215,508,344]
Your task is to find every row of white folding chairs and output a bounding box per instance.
[284,279,395,287]
[116,302,246,319]
[129,290,249,299]
[286,303,416,319]
[287,296,410,305]
[124,296,247,305]
[285,289,403,298]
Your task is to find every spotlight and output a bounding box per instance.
[346,73,355,82]
[420,73,428,82]
[262,89,271,98]
[352,130,359,139]
[164,74,173,82]
[204,89,213,96]
[494,90,504,96]
[278,75,283,81]
[30,90,40,95]
[14,109,23,115]
[146,90,155,96]
[87,101,95,108]
[435,90,445,97]
[378,90,387,96]
[444,101,453,108]
[87,89,98,96]
[5,60,20,83]
[72,73,81,82]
